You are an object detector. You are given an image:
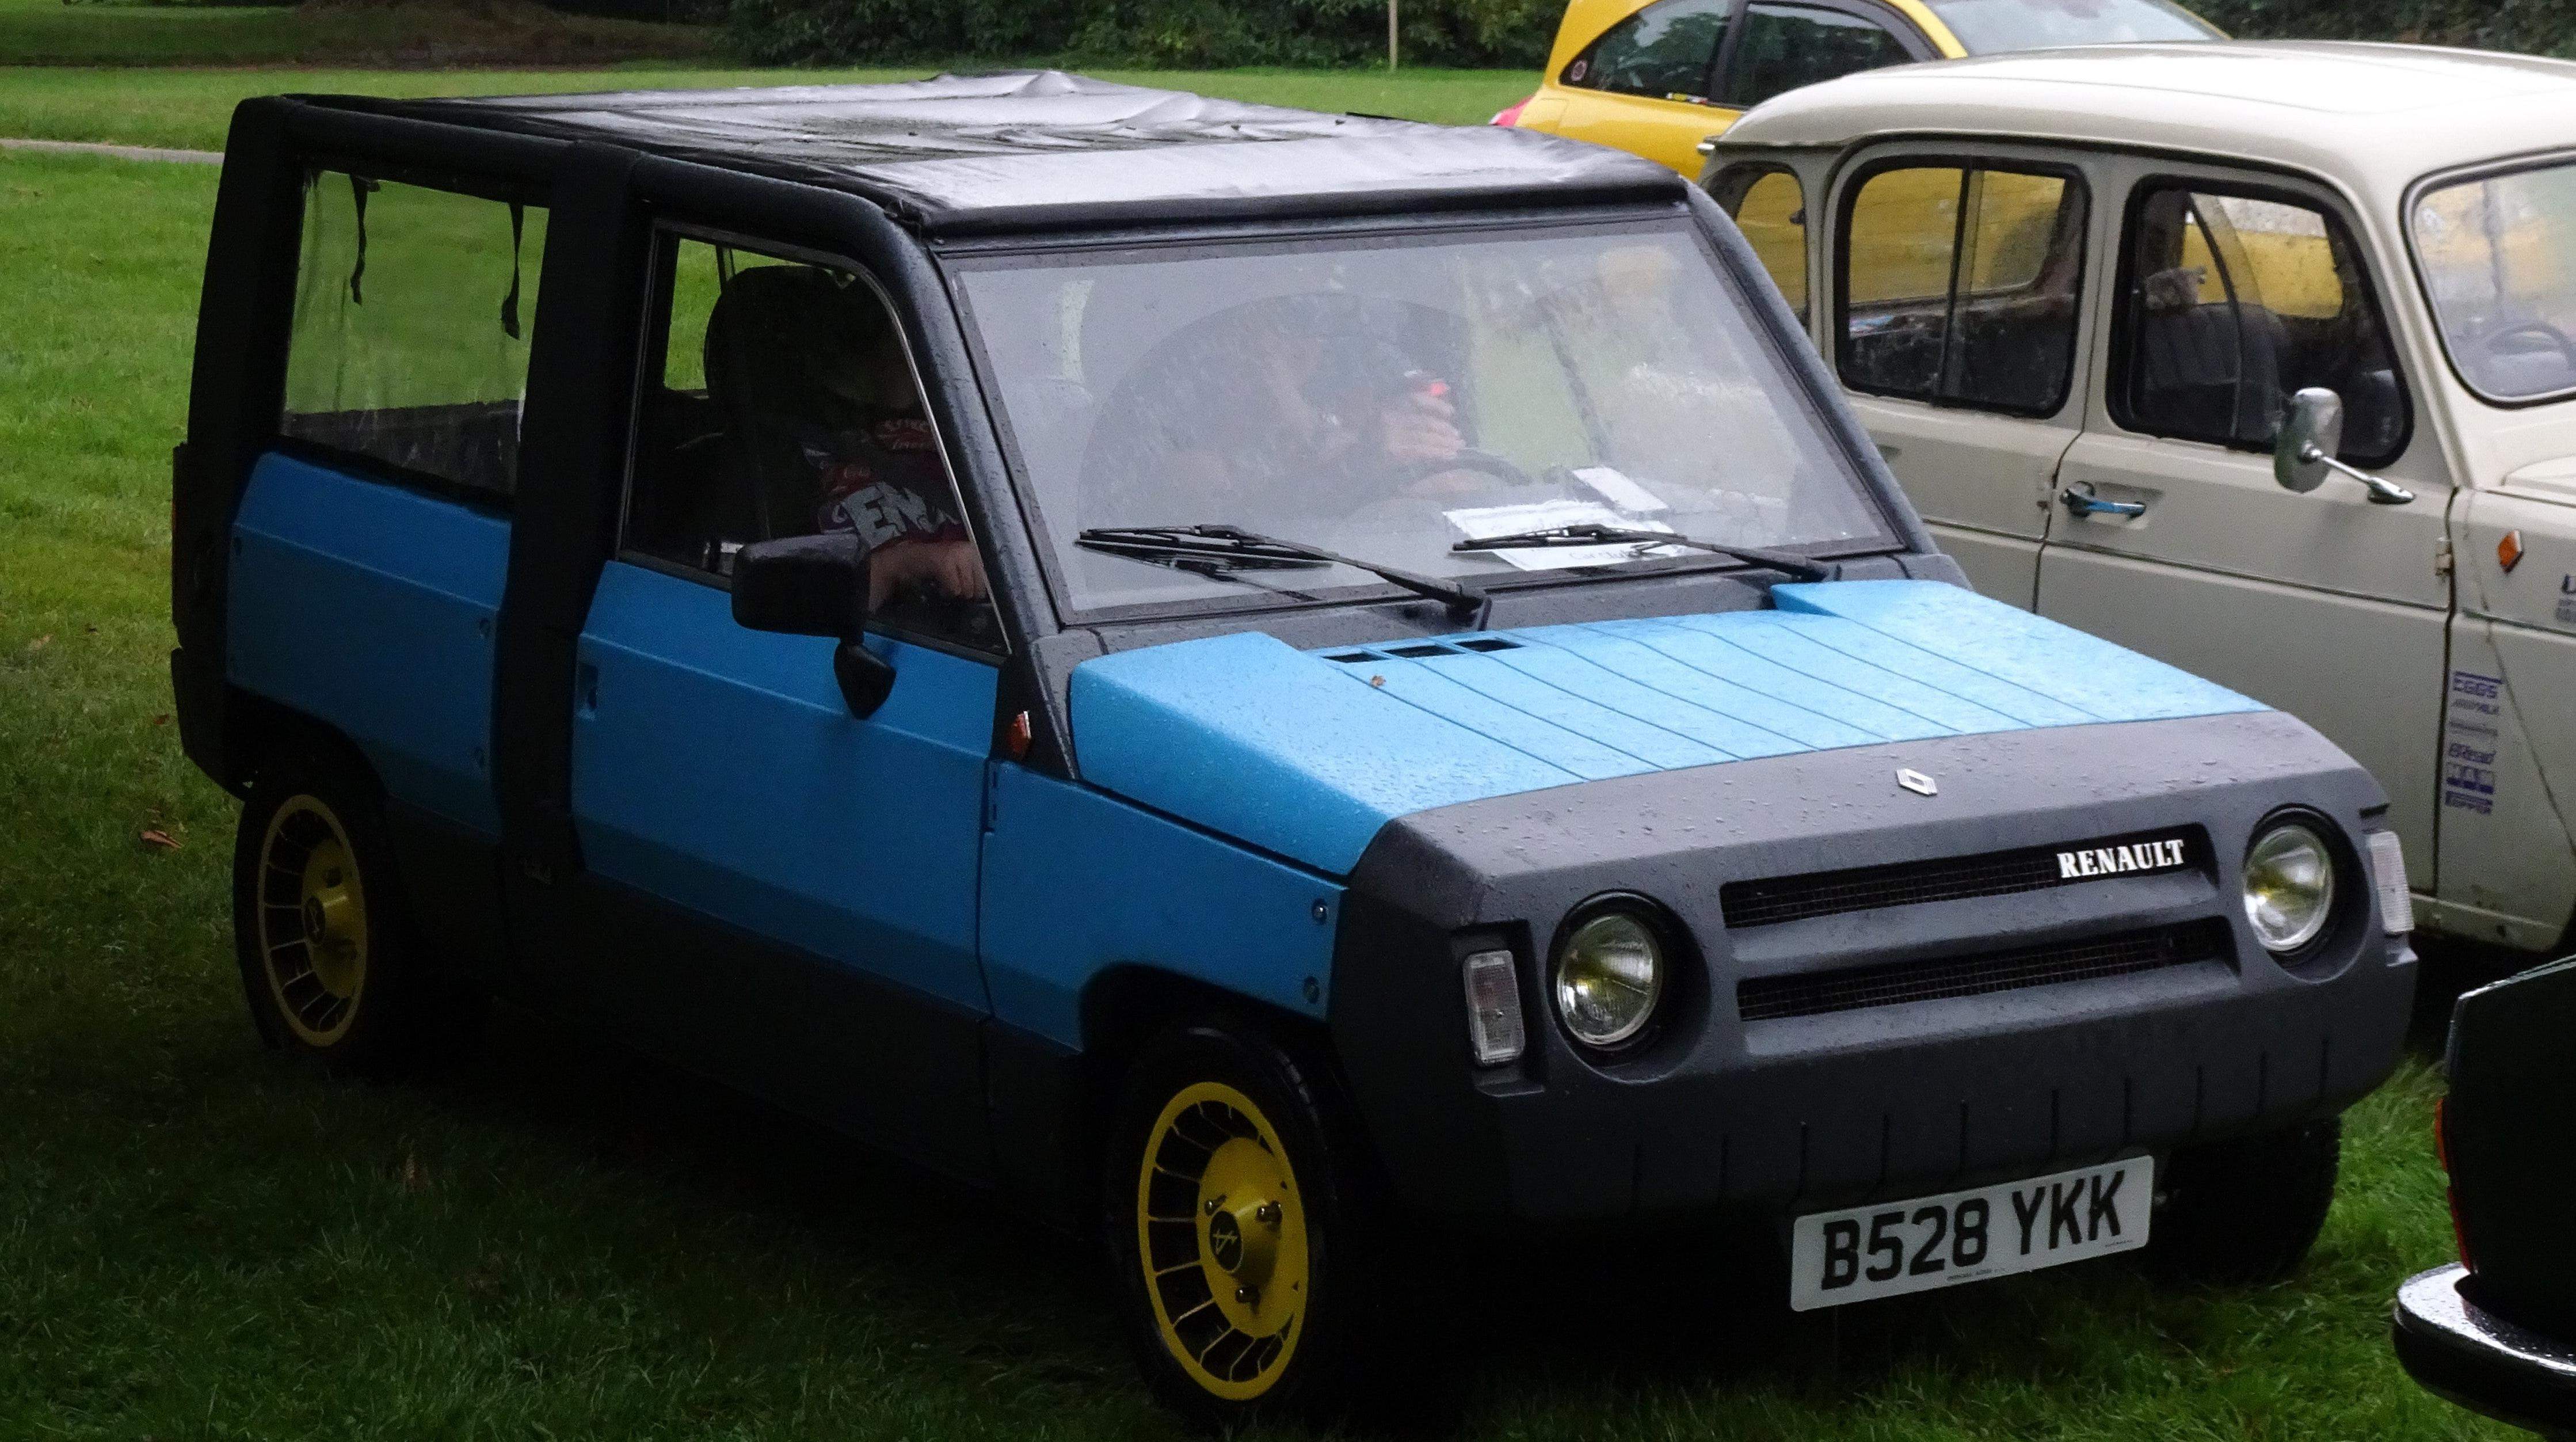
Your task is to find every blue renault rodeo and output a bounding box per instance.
[173,73,2417,1428]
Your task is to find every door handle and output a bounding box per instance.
[2061,485,2147,519]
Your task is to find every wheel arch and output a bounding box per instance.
[1019,965,1346,1237]
[216,686,384,800]
[1082,965,1328,1072]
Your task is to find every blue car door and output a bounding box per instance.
[555,230,1009,1174]
[570,561,996,1016]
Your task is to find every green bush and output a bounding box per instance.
[2191,0,2576,58]
[726,0,1556,68]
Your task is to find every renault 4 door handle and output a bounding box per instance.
[2061,485,2147,519]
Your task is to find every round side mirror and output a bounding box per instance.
[2273,387,2345,494]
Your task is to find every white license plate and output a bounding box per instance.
[1789,1156,2152,1311]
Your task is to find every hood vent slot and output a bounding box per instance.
[1722,827,2212,929]
[1321,638,1519,662]
[1737,919,2232,1022]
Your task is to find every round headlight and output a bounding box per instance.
[2244,822,2337,953]
[1552,909,1664,1049]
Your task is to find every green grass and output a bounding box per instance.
[0,62,1539,152]
[0,113,2516,1440]
[0,0,722,69]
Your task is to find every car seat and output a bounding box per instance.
[700,265,885,543]
[2135,296,2286,446]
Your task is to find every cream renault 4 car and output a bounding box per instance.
[1705,43,2576,958]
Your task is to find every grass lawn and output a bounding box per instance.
[0,0,721,68]
[0,72,2513,1441]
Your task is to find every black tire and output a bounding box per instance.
[1102,1014,1435,1433]
[230,745,479,1076]
[2148,1117,2341,1284]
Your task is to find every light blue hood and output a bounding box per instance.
[1066,580,2263,876]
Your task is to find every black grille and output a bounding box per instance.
[1721,828,2206,929]
[1735,919,2232,1022]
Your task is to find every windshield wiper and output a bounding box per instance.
[1079,524,1488,623]
[1452,524,1838,583]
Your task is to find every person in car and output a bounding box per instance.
[1080,294,1475,530]
[705,264,988,608]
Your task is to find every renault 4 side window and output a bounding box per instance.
[280,172,544,499]
[624,235,1005,655]
[1839,163,2088,416]
[1562,0,1733,103]
[2110,184,2411,464]
[1712,164,1809,319]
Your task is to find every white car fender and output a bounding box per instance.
[2437,482,2576,950]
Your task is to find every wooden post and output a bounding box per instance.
[1388,0,1399,69]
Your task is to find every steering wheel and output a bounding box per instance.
[2475,318,2576,369]
[877,584,999,647]
[1393,447,1536,493]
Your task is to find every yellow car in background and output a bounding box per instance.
[1494,0,2220,176]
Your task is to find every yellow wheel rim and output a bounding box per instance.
[254,794,368,1047]
[1134,1080,1311,1402]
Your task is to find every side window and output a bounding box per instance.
[1727,3,1915,111]
[624,235,1005,655]
[1562,0,1732,104]
[2112,184,2409,463]
[1840,164,2088,415]
[280,172,544,499]
[1714,166,1809,319]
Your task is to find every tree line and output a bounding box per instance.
[2193,0,2575,59]
[726,0,1559,69]
[544,0,2576,70]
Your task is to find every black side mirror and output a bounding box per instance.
[731,533,866,636]
[730,534,897,718]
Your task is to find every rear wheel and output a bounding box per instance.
[231,746,477,1075]
[2149,1117,2341,1284]
[1103,1016,1423,1432]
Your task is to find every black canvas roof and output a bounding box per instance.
[317,70,1683,234]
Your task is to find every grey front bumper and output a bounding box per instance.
[1331,709,2417,1222]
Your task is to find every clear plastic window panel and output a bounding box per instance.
[281,173,544,496]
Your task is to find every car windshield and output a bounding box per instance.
[1921,0,2216,51]
[952,220,1891,618]
[2414,162,2576,402]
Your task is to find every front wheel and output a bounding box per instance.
[230,746,477,1075]
[1103,1017,1422,1432]
[2148,1117,2341,1284]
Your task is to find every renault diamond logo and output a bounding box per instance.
[1896,768,1937,797]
